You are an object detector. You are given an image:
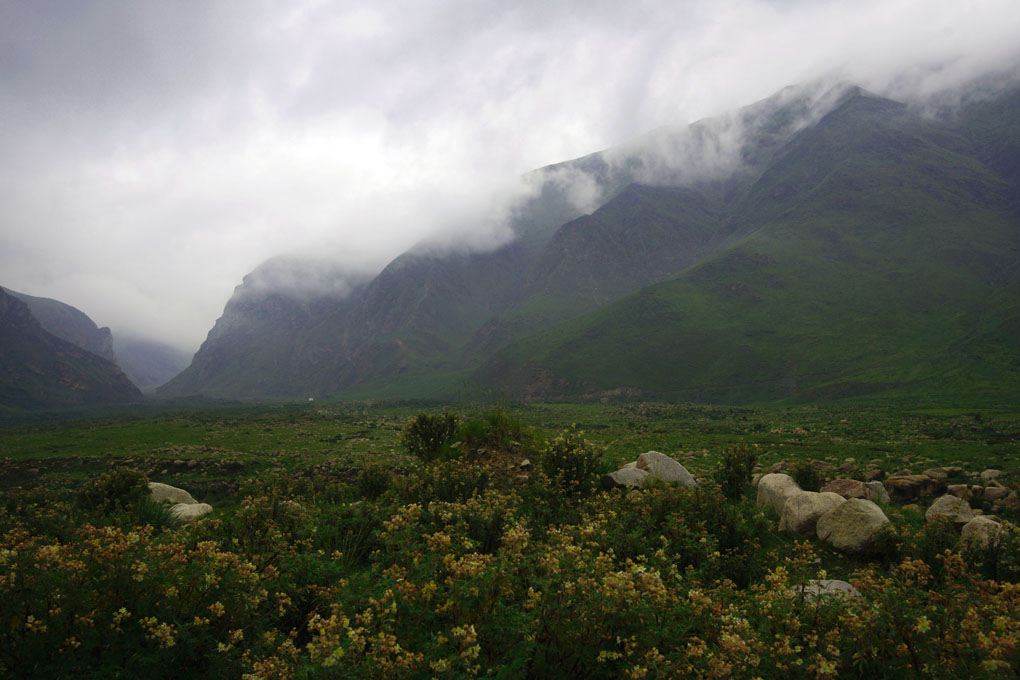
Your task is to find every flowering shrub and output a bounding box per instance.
[400,410,460,462]
[539,425,603,496]
[3,408,1020,678]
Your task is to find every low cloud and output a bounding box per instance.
[1,1,1018,351]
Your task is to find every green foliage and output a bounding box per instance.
[393,459,490,507]
[75,467,150,513]
[539,425,603,496]
[714,445,758,499]
[400,410,460,462]
[355,460,392,500]
[456,404,530,453]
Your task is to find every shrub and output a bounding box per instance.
[393,459,490,507]
[400,410,460,462]
[713,446,758,499]
[539,426,603,496]
[356,460,392,500]
[75,467,150,513]
[457,405,530,453]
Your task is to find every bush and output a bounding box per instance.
[713,446,758,499]
[75,467,150,513]
[400,410,460,462]
[539,426,603,496]
[356,460,392,500]
[457,405,530,453]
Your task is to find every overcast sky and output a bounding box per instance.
[2,0,1019,351]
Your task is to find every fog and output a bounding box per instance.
[1,0,1018,351]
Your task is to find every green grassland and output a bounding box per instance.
[3,400,1018,499]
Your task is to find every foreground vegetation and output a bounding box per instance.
[1,402,1019,678]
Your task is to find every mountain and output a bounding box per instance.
[0,287,142,409]
[480,89,1020,403]
[162,82,1020,404]
[8,289,118,364]
[112,337,191,390]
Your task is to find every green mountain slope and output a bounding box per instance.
[478,91,1020,403]
[0,287,142,409]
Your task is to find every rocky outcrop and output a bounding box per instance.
[756,473,801,516]
[778,491,845,537]
[816,498,890,554]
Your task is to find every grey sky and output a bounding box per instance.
[2,0,1018,350]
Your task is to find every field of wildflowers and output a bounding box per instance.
[1,403,1018,678]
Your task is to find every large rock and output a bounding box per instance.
[960,516,1005,550]
[170,502,213,523]
[601,468,650,489]
[885,475,940,503]
[788,579,862,602]
[756,473,802,516]
[778,491,845,537]
[983,486,1010,502]
[816,498,890,554]
[924,495,974,525]
[820,478,871,500]
[149,482,197,505]
[635,451,697,488]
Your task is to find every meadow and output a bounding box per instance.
[1,400,1018,678]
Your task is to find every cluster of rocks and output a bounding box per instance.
[757,473,891,554]
[601,451,697,489]
[756,464,1017,555]
[149,482,213,523]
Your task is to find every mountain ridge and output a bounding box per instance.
[160,82,1020,404]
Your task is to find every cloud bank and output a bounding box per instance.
[1,0,1018,349]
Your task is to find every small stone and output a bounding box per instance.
[946,484,971,500]
[865,468,884,482]
[980,469,1004,482]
